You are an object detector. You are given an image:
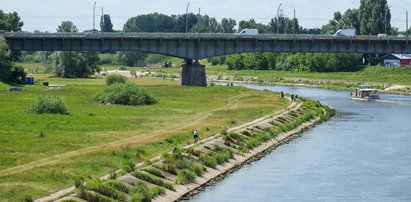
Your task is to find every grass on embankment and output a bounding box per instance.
[0,75,288,201]
[206,65,411,88]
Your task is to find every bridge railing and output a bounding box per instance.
[1,31,409,41]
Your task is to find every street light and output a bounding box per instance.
[186,2,190,33]
[93,2,96,30]
[276,3,282,34]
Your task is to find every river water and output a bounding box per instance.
[189,85,411,202]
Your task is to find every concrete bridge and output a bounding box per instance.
[2,32,411,86]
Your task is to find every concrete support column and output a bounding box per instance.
[180,59,207,87]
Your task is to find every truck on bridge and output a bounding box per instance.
[333,29,356,38]
[238,29,259,36]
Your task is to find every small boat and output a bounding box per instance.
[350,87,380,101]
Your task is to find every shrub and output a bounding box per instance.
[191,163,206,176]
[150,186,165,198]
[78,190,116,202]
[28,96,69,114]
[96,83,157,106]
[74,177,84,188]
[106,74,127,86]
[85,179,128,201]
[131,171,175,191]
[199,155,217,168]
[176,169,197,185]
[142,167,165,178]
[153,163,177,175]
[24,195,33,202]
[131,181,151,202]
[106,180,132,194]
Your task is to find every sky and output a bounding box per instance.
[1,0,409,32]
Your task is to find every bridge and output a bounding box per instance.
[2,32,411,86]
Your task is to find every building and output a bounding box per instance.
[382,54,411,67]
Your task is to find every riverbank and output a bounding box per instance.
[50,97,334,202]
[209,77,411,96]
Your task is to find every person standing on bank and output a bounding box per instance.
[281,91,284,99]
[193,130,199,143]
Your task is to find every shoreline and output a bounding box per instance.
[210,79,411,96]
[153,101,331,202]
[177,119,318,201]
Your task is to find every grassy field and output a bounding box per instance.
[205,65,411,86]
[0,74,288,201]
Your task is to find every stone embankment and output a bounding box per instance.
[38,98,333,202]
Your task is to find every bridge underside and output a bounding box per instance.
[3,33,411,86]
[5,36,411,60]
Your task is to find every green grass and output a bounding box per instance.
[0,74,287,201]
[131,171,175,191]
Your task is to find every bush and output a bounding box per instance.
[142,167,165,178]
[96,83,157,106]
[100,54,117,64]
[28,96,69,114]
[106,74,127,86]
[131,181,151,202]
[85,179,128,201]
[176,169,197,185]
[131,171,175,191]
[106,180,132,194]
[150,186,165,197]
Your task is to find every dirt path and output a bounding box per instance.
[0,92,251,177]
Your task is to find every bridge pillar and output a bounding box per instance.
[180,59,207,87]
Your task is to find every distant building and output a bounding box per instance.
[382,54,411,67]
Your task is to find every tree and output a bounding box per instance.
[51,51,100,78]
[0,10,24,31]
[57,21,78,32]
[191,15,221,33]
[49,21,100,78]
[0,10,24,61]
[0,36,26,84]
[100,14,113,32]
[220,18,236,33]
[123,13,176,32]
[117,51,147,66]
[359,0,390,35]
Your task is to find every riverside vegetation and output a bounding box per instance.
[55,97,334,201]
[0,75,290,201]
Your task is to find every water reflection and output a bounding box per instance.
[189,84,411,202]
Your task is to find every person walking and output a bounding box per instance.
[193,130,199,143]
[291,94,294,102]
[281,91,284,98]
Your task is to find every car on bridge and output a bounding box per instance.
[378,33,390,38]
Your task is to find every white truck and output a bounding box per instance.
[333,29,355,38]
[238,29,259,36]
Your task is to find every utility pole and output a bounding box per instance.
[277,3,282,34]
[198,7,201,34]
[293,8,296,36]
[185,2,190,33]
[407,10,409,34]
[93,2,96,30]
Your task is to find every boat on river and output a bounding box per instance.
[350,87,380,101]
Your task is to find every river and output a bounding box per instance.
[189,84,411,202]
